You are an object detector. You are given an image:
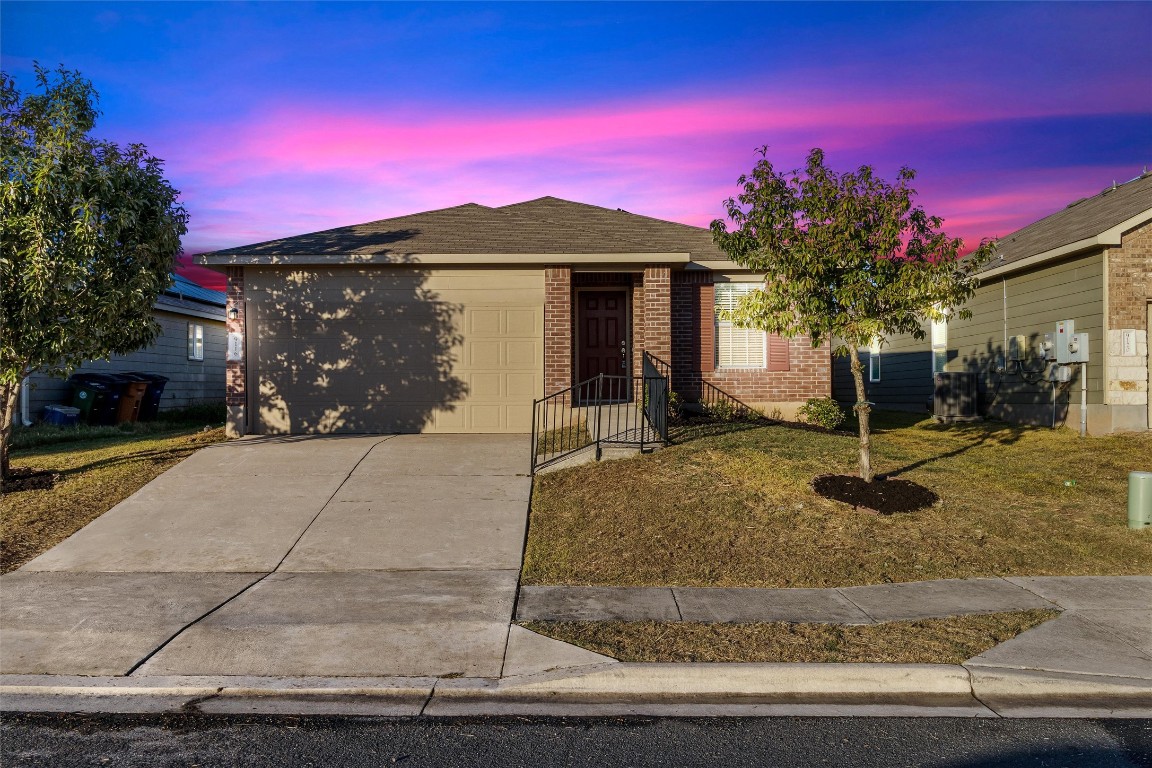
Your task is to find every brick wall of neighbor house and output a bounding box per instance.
[671,274,830,412]
[1105,221,1151,424]
[226,266,246,437]
[544,266,573,393]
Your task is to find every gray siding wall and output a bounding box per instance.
[832,324,934,413]
[22,310,227,421]
[834,251,1105,425]
[947,252,1104,425]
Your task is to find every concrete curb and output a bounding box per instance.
[4,664,1150,718]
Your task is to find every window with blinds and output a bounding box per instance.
[715,283,767,368]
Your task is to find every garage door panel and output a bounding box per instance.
[252,268,542,434]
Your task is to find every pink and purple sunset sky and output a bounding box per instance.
[4,2,1150,290]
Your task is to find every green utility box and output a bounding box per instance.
[1130,471,1152,530]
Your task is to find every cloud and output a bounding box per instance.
[158,87,1149,255]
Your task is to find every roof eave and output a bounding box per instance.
[196,252,694,266]
[980,207,1152,280]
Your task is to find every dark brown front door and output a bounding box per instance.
[577,290,629,400]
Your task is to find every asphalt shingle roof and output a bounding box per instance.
[201,198,714,261]
[498,197,729,261]
[199,198,731,262]
[991,172,1152,269]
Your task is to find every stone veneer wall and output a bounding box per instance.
[1105,221,1150,423]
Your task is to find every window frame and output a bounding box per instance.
[714,283,768,369]
[868,338,881,382]
[187,322,205,361]
[930,315,948,375]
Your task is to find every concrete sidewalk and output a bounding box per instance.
[1,434,1149,716]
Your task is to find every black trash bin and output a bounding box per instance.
[69,373,124,425]
[126,372,169,422]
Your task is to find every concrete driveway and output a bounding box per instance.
[1,434,601,679]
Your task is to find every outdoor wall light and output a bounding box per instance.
[228,306,239,320]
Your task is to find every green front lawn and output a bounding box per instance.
[523,412,1152,588]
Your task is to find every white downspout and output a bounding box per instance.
[20,376,32,427]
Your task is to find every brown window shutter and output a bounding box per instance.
[699,283,715,372]
[767,334,790,371]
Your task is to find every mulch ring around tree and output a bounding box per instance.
[812,473,939,514]
[1,467,62,494]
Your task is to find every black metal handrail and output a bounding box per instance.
[531,364,669,474]
[671,372,765,422]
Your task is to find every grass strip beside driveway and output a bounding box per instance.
[523,609,1059,664]
[1,427,225,573]
[523,412,1152,588]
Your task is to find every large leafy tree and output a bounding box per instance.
[711,148,994,482]
[1,65,188,478]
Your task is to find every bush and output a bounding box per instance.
[704,399,739,422]
[797,397,846,430]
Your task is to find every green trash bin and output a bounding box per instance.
[69,377,109,425]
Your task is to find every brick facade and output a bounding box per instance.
[671,274,830,408]
[642,265,672,365]
[540,267,832,406]
[1108,222,1151,330]
[544,266,573,392]
[225,266,246,437]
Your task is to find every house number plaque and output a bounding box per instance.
[226,332,244,362]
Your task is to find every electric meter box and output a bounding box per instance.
[1008,335,1028,362]
[1056,320,1089,364]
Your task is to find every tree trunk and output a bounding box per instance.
[0,378,19,482]
[848,348,874,483]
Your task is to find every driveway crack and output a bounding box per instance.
[125,435,395,676]
[270,435,395,574]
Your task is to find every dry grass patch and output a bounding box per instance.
[523,412,1152,587]
[1,427,225,573]
[523,609,1059,664]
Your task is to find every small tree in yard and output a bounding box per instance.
[711,148,994,483]
[0,65,188,480]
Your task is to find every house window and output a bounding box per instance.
[868,338,881,382]
[188,323,205,361]
[931,316,948,375]
[715,283,766,368]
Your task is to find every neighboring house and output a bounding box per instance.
[833,172,1151,434]
[22,274,227,422]
[196,197,831,437]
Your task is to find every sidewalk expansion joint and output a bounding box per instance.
[669,588,685,621]
[832,588,879,624]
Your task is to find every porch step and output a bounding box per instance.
[535,441,664,475]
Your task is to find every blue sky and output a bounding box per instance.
[4,2,1150,288]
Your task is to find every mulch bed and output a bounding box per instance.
[1,467,61,494]
[812,473,939,514]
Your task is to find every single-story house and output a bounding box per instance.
[20,274,227,424]
[196,197,832,437]
[833,171,1151,434]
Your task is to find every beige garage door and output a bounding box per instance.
[246,267,543,434]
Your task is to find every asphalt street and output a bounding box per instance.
[2,715,1150,767]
